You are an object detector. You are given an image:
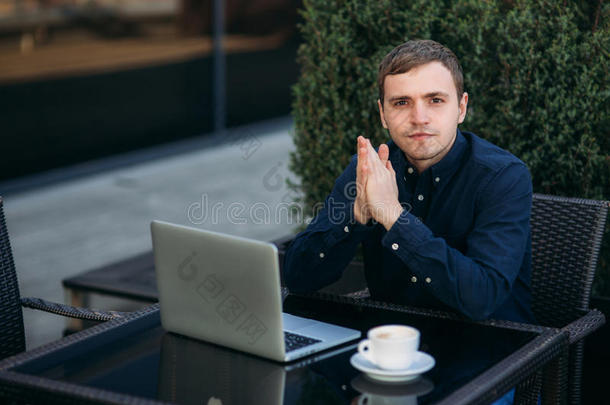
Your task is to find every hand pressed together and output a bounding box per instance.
[354,136,372,225]
[354,136,403,230]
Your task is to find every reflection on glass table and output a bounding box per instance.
[351,374,434,405]
[158,332,357,405]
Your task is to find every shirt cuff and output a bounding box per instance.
[381,210,434,255]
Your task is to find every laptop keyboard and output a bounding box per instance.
[284,331,321,352]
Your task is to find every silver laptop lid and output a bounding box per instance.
[151,221,286,361]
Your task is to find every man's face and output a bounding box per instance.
[378,61,468,172]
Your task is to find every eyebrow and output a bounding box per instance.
[388,91,450,102]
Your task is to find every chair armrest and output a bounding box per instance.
[20,297,129,322]
[343,288,370,299]
[562,308,606,344]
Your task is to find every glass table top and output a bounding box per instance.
[16,296,539,405]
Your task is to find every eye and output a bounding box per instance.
[394,100,408,106]
[431,98,444,104]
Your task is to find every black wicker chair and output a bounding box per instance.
[527,193,608,404]
[0,196,130,361]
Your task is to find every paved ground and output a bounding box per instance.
[2,116,300,349]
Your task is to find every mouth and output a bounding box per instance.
[408,132,434,140]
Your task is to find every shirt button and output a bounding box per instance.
[391,243,399,250]
[434,177,440,183]
[319,252,325,258]
[425,277,432,283]
[411,276,417,283]
[407,167,414,174]
[417,194,424,201]
[343,225,349,233]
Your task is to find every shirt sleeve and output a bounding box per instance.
[381,162,533,320]
[283,156,373,293]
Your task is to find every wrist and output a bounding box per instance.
[354,199,371,225]
[356,217,371,226]
[382,202,403,231]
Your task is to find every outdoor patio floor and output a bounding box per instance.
[1,116,298,349]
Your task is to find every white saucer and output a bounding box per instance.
[350,351,435,383]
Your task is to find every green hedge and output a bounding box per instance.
[289,0,610,295]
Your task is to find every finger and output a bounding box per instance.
[360,154,368,180]
[357,136,366,155]
[357,147,368,199]
[378,143,389,164]
[359,163,368,193]
[365,139,383,172]
[358,147,368,182]
[386,159,396,175]
[369,139,382,160]
[357,137,365,182]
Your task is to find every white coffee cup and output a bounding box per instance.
[358,325,420,370]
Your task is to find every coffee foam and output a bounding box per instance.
[372,326,417,339]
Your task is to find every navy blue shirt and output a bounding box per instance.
[284,130,535,323]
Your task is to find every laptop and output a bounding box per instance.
[151,220,361,362]
[158,332,357,405]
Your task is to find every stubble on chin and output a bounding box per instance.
[401,135,454,164]
[400,136,438,159]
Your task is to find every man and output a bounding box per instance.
[284,39,535,324]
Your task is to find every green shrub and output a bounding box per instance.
[289,0,610,295]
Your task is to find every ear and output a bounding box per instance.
[457,92,468,124]
[378,99,388,129]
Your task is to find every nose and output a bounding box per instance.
[410,102,429,126]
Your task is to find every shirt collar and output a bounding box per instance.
[429,129,467,185]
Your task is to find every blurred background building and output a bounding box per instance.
[0,0,301,182]
[1,0,302,349]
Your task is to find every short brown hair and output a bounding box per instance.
[378,39,464,104]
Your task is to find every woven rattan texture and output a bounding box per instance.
[530,194,608,327]
[437,329,568,405]
[530,194,608,405]
[562,309,605,344]
[20,297,128,321]
[0,197,25,361]
[513,369,543,405]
